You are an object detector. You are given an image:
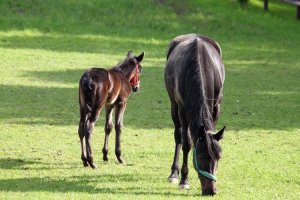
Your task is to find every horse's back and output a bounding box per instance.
[165,34,225,107]
[166,33,222,60]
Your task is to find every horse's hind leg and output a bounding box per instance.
[178,106,191,190]
[102,105,114,161]
[79,108,88,167]
[168,100,182,184]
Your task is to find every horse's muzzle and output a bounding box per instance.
[202,188,217,196]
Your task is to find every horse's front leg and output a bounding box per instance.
[102,105,114,161]
[114,101,127,164]
[168,101,182,184]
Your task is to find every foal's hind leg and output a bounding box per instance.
[102,105,114,161]
[78,108,88,167]
[114,101,127,164]
[84,104,103,169]
[168,101,182,184]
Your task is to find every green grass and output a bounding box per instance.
[0,0,299,199]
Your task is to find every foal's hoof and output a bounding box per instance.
[90,163,97,169]
[117,157,125,164]
[87,161,97,169]
[82,159,89,167]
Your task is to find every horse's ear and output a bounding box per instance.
[127,51,133,58]
[135,52,144,63]
[214,126,225,141]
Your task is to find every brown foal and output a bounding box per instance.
[78,51,144,168]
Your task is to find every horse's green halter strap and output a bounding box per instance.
[193,140,217,181]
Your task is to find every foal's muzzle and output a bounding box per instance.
[132,86,139,92]
[131,81,140,92]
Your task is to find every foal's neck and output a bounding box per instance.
[114,63,132,79]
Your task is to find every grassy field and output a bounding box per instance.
[0,0,299,199]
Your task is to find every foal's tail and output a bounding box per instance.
[79,75,95,113]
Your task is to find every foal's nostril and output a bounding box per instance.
[202,188,217,196]
[132,87,139,92]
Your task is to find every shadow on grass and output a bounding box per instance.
[0,0,206,55]
[0,158,41,169]
[0,173,192,197]
[0,34,167,55]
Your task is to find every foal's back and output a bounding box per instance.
[79,68,110,112]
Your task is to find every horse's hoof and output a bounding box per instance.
[179,184,190,190]
[103,156,108,162]
[168,177,179,184]
[168,173,179,184]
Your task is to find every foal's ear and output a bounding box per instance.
[127,51,133,58]
[135,52,145,63]
[214,126,225,141]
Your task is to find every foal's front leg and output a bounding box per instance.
[114,101,127,164]
[102,105,114,161]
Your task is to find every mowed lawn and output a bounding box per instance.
[0,0,299,199]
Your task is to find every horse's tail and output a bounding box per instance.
[79,74,95,113]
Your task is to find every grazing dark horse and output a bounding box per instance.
[164,34,225,196]
[78,51,144,169]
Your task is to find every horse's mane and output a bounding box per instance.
[181,39,214,133]
[180,38,221,159]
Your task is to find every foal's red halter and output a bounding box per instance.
[130,64,140,87]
